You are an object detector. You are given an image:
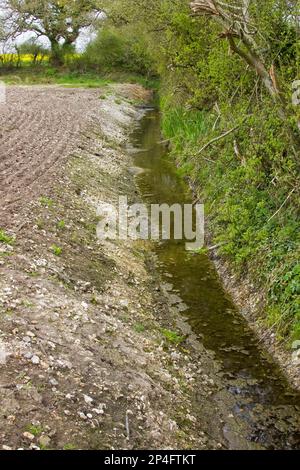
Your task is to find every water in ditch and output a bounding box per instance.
[128,109,300,450]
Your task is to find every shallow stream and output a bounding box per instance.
[129,110,300,450]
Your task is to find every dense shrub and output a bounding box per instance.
[80,27,155,76]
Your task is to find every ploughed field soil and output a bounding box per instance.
[0,86,114,228]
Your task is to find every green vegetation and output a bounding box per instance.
[16,38,48,65]
[63,443,77,450]
[155,1,300,345]
[80,26,156,77]
[51,245,63,257]
[133,323,146,333]
[57,220,66,230]
[0,67,157,90]
[0,251,12,258]
[0,229,14,245]
[0,68,111,87]
[1,1,100,66]
[22,300,34,308]
[162,104,300,343]
[39,196,54,208]
[26,424,43,437]
[0,4,158,86]
[161,329,185,345]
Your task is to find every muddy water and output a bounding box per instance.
[129,110,300,450]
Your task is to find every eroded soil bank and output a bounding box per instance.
[0,85,299,450]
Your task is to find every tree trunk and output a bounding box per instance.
[227,36,285,111]
[50,39,64,67]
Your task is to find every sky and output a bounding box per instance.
[16,27,96,51]
[1,27,97,53]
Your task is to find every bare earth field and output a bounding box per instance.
[0,86,119,228]
[0,85,225,450]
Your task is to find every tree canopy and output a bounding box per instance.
[1,0,103,63]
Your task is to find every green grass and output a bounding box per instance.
[0,68,111,88]
[0,251,12,258]
[39,196,54,208]
[0,66,159,90]
[57,220,66,230]
[28,271,40,278]
[161,103,209,152]
[50,245,62,257]
[0,229,14,245]
[26,424,43,437]
[161,328,185,345]
[133,323,146,333]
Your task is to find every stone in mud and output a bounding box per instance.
[23,336,32,344]
[24,351,33,359]
[38,435,51,448]
[23,432,35,441]
[83,394,94,405]
[292,349,300,364]
[31,355,40,365]
[128,167,146,176]
[0,342,10,364]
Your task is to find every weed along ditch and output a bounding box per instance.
[128,109,300,450]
